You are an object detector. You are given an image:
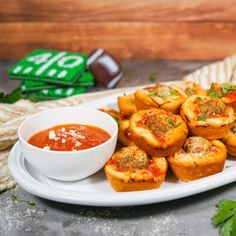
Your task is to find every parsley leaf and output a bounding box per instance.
[0,88,43,104]
[148,91,156,96]
[208,89,222,99]
[10,194,36,207]
[149,75,157,83]
[198,114,207,121]
[0,88,22,104]
[167,118,181,127]
[195,96,202,101]
[170,89,177,96]
[222,84,236,95]
[148,90,159,97]
[213,199,236,236]
[221,217,233,236]
[11,194,18,202]
[167,118,175,126]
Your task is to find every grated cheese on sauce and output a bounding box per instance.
[61,138,66,144]
[28,124,111,152]
[61,127,65,132]
[75,141,82,147]
[49,131,56,140]
[43,145,50,150]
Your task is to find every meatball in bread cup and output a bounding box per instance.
[168,137,227,181]
[222,120,236,157]
[181,95,235,140]
[134,84,187,113]
[105,146,168,192]
[129,109,188,157]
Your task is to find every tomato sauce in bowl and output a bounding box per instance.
[28,124,111,151]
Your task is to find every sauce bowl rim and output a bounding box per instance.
[18,107,118,155]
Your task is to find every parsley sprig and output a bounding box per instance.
[208,84,236,99]
[0,88,22,103]
[148,75,157,83]
[11,194,36,207]
[167,118,181,127]
[170,89,177,96]
[195,96,202,101]
[198,114,207,121]
[208,89,222,99]
[148,90,159,97]
[0,88,41,103]
[213,199,236,236]
[222,84,236,95]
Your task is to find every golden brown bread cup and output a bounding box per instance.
[222,119,236,157]
[118,119,135,146]
[167,137,227,181]
[134,83,187,113]
[105,146,168,192]
[118,93,137,117]
[208,83,236,111]
[129,108,188,157]
[180,95,235,140]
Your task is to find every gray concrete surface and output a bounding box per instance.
[0,60,229,236]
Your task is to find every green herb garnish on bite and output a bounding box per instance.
[167,118,181,127]
[195,96,202,101]
[170,89,177,96]
[208,89,222,99]
[167,118,175,126]
[148,90,159,97]
[213,199,236,236]
[222,84,236,95]
[198,114,207,121]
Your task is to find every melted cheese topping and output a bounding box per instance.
[182,95,235,126]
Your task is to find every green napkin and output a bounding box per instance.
[25,86,87,100]
[20,71,94,92]
[8,49,88,85]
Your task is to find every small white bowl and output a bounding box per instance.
[18,107,118,181]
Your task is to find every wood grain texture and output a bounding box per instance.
[1,22,236,60]
[0,0,236,22]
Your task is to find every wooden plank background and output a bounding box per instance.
[0,0,236,60]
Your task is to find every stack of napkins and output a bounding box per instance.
[8,49,94,100]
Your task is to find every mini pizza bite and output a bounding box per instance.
[180,95,235,139]
[129,109,188,157]
[167,137,227,181]
[118,93,137,117]
[134,83,187,113]
[118,119,135,146]
[105,146,168,192]
[208,83,236,111]
[222,119,236,157]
